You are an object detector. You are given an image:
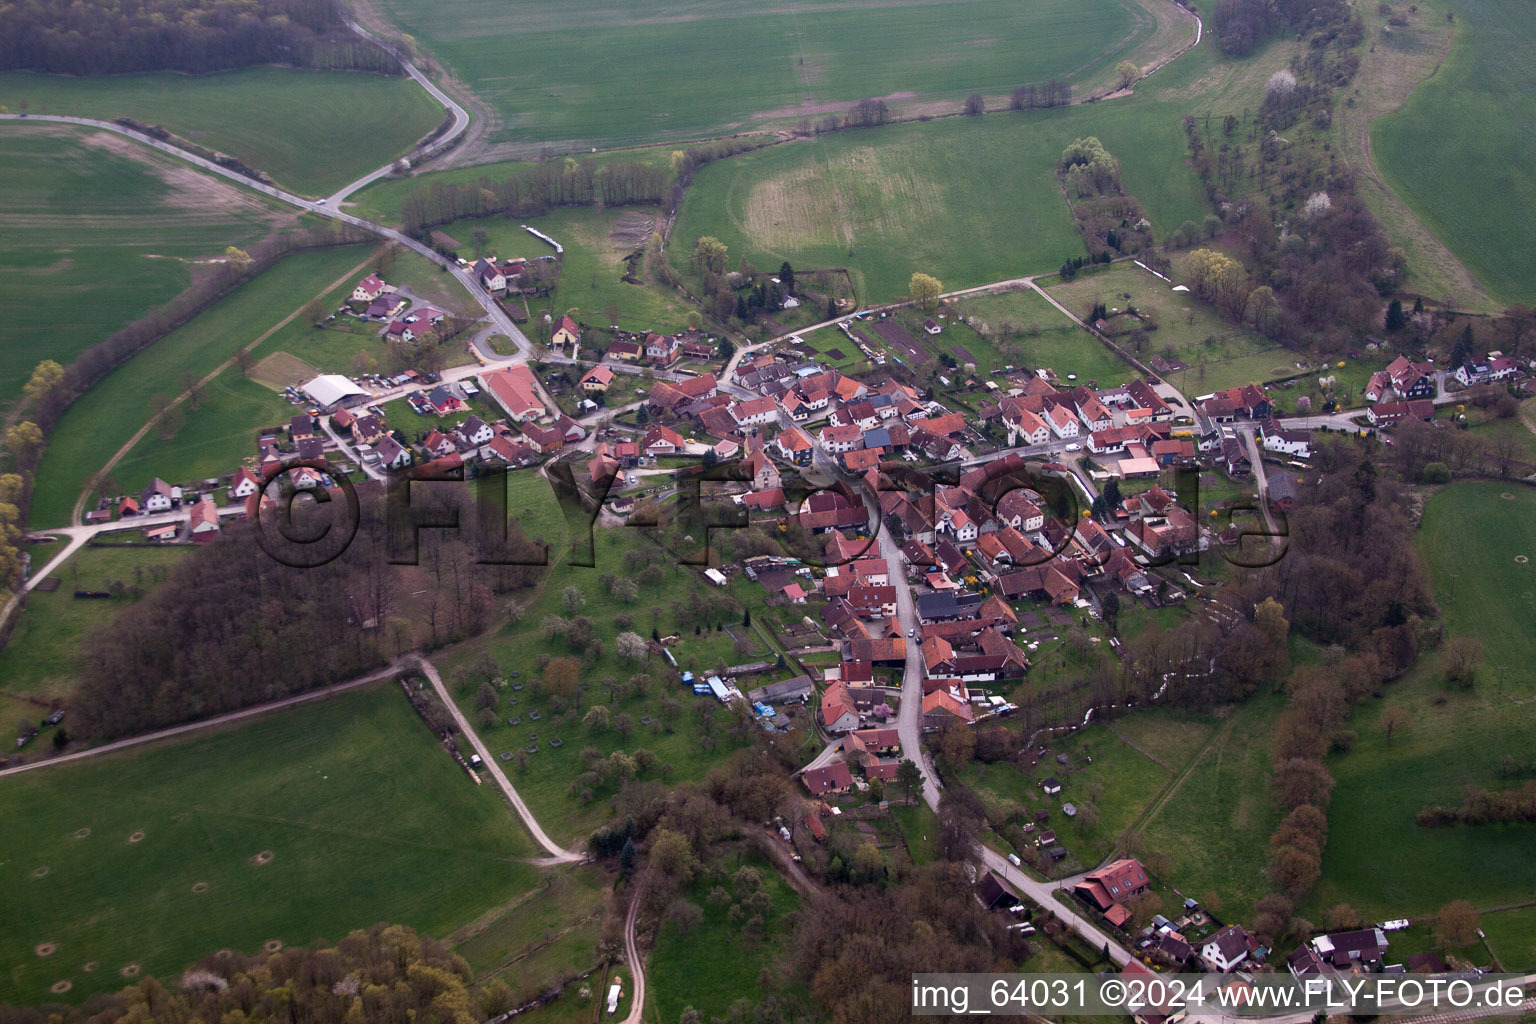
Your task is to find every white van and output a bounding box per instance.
[1008,853,1022,867]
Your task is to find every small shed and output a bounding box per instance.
[1042,777,1062,795]
[1063,802,1078,817]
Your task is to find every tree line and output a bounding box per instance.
[0,924,486,1024]
[1057,137,1156,259]
[402,137,771,238]
[1009,79,1072,110]
[0,0,402,75]
[1182,8,1399,354]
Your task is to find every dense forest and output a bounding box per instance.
[1211,0,1354,56]
[70,487,546,741]
[0,0,400,74]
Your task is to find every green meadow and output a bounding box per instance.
[368,0,1152,149]
[0,684,539,1004]
[0,123,283,414]
[1309,483,1536,923]
[1372,0,1536,306]
[0,545,189,708]
[671,94,1212,304]
[0,68,444,196]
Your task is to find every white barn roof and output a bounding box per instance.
[302,374,367,407]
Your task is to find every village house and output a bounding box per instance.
[1201,925,1253,973]
[607,339,642,362]
[139,478,177,513]
[376,435,413,470]
[350,274,393,303]
[1260,419,1312,458]
[188,497,221,542]
[1072,859,1150,911]
[580,365,615,393]
[1454,354,1518,387]
[229,466,262,500]
[551,314,582,353]
[801,761,853,797]
[1366,399,1434,427]
[819,680,860,734]
[1366,355,1437,402]
[643,424,687,456]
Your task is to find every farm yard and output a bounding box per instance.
[1371,0,1536,306]
[367,0,1158,150]
[28,245,375,528]
[1043,262,1294,395]
[0,123,287,414]
[0,684,541,1005]
[0,69,446,197]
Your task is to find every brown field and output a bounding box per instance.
[250,351,318,391]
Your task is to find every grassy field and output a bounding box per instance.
[433,207,695,334]
[1308,483,1536,922]
[0,545,189,708]
[344,146,681,226]
[0,123,285,414]
[1138,692,1287,922]
[28,245,373,528]
[645,854,800,1024]
[109,373,297,495]
[0,68,444,196]
[1044,262,1293,394]
[949,287,1137,385]
[0,684,539,1004]
[1371,0,1536,306]
[369,0,1153,150]
[960,720,1176,868]
[671,95,1211,304]
[1416,482,1536,690]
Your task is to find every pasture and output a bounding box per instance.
[1137,691,1287,922]
[1371,0,1536,306]
[0,545,188,706]
[28,246,373,528]
[671,98,1210,304]
[0,68,444,196]
[0,684,539,1005]
[367,0,1153,149]
[1044,262,1292,394]
[0,124,284,414]
[1309,484,1536,922]
[948,287,1136,385]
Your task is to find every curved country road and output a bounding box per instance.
[411,656,584,864]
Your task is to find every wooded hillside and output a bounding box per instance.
[0,0,400,75]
